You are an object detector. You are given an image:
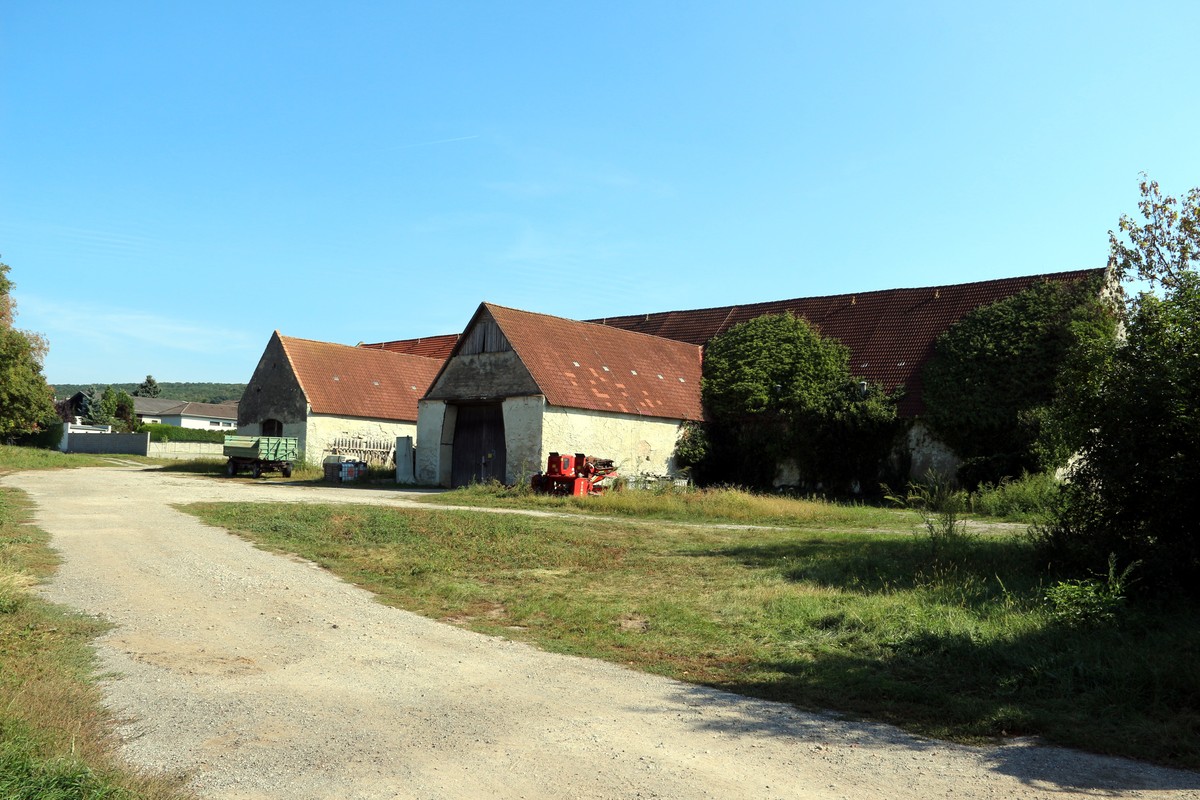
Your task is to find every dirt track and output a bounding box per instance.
[5,465,1198,799]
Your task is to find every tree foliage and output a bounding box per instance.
[0,258,56,441]
[1040,177,1200,598]
[921,276,1118,487]
[1110,174,1200,290]
[694,313,900,491]
[134,374,160,397]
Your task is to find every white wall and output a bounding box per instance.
[906,421,960,482]
[415,399,450,486]
[302,413,417,467]
[158,414,237,430]
[501,396,546,483]
[540,406,683,480]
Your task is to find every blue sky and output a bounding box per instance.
[2,2,1197,385]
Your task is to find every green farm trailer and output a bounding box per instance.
[223,435,298,478]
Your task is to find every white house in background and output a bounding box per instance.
[416,303,704,488]
[138,399,239,430]
[237,332,446,466]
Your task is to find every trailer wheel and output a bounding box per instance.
[252,463,263,479]
[281,464,292,478]
[225,459,237,477]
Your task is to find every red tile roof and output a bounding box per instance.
[279,335,444,421]
[480,303,704,421]
[358,334,459,361]
[589,269,1105,416]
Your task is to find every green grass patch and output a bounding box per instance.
[0,444,113,473]
[421,482,908,529]
[182,500,1200,767]
[0,487,194,799]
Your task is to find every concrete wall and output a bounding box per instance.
[540,406,683,480]
[67,432,150,456]
[147,441,225,460]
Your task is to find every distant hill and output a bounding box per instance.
[51,383,247,404]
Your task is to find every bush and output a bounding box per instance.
[969,472,1059,522]
[136,423,227,444]
[11,421,63,451]
[1045,555,1137,627]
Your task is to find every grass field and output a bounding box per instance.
[184,497,1200,769]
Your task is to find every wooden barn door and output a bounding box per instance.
[450,404,507,488]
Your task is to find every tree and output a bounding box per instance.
[1109,174,1200,290]
[134,374,161,397]
[114,389,137,432]
[696,313,899,491]
[921,277,1118,486]
[0,258,56,441]
[81,386,116,427]
[1041,177,1200,597]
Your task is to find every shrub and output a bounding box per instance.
[1045,555,1137,627]
[969,472,1059,522]
[136,423,227,444]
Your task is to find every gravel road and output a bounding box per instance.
[4,465,1198,799]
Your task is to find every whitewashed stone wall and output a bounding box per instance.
[415,399,451,486]
[906,420,960,482]
[540,406,683,480]
[302,413,417,467]
[501,396,546,483]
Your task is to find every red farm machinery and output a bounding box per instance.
[530,452,617,496]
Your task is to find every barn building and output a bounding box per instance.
[415,303,703,488]
[237,332,444,466]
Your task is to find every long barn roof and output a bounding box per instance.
[589,268,1105,415]
[357,333,459,361]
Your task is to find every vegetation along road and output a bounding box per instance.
[4,465,1197,799]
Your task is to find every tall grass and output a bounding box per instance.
[0,444,111,473]
[424,482,906,528]
[185,500,1200,767]
[969,472,1060,522]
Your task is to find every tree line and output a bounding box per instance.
[52,381,246,404]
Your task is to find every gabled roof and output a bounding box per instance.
[132,396,184,416]
[169,401,238,419]
[590,268,1105,416]
[279,334,444,421]
[452,303,704,421]
[357,334,459,361]
[132,397,237,419]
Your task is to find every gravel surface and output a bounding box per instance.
[5,465,1198,799]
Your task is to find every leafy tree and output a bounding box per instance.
[134,374,161,397]
[0,258,56,441]
[114,389,137,432]
[698,313,899,491]
[1040,177,1200,597]
[921,276,1118,487]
